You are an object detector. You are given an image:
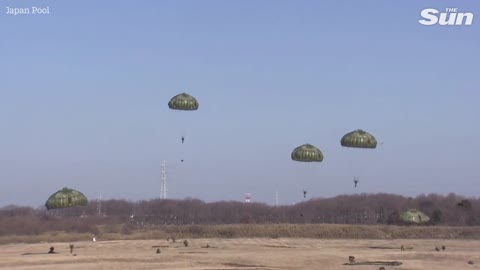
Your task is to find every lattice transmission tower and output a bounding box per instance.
[161,160,167,199]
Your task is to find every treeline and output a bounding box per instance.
[0,193,478,237]
[90,193,478,226]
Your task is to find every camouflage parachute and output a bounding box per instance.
[400,209,430,224]
[291,144,324,162]
[168,93,199,111]
[45,187,88,210]
[341,129,377,149]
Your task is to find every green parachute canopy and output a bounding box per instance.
[400,209,430,224]
[168,93,199,111]
[45,187,88,210]
[341,129,377,149]
[291,144,324,162]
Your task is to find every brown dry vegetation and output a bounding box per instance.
[1,193,480,245]
[2,224,480,245]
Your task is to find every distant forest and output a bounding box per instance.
[1,193,479,237]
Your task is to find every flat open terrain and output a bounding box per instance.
[1,238,479,270]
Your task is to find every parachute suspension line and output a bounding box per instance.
[347,150,354,178]
[345,148,362,182]
[291,144,323,202]
[168,92,198,165]
[340,129,377,187]
[293,163,309,201]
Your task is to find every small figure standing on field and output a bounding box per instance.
[400,245,405,251]
[441,245,446,251]
[183,240,189,247]
[48,247,56,254]
[156,248,161,254]
[69,244,74,254]
[349,256,355,263]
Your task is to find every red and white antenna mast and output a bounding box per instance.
[244,193,252,203]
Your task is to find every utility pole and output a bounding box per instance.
[275,189,279,206]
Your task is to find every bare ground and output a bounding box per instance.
[1,238,480,270]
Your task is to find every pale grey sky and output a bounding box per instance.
[1,0,479,207]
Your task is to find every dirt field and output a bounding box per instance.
[1,238,479,270]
